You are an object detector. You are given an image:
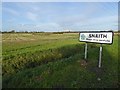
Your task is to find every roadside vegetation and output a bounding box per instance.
[2,33,118,88]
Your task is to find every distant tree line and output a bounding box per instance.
[2,30,45,33]
[1,30,120,34]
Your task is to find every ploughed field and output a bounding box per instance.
[2,33,119,88]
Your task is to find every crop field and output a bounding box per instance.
[2,32,119,88]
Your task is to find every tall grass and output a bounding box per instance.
[3,44,84,75]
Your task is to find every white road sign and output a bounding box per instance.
[79,31,113,44]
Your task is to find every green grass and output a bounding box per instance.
[2,33,119,88]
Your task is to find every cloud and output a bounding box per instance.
[57,15,118,31]
[7,22,62,32]
[3,7,19,16]
[35,23,62,32]
[2,2,118,31]
[60,14,117,26]
[26,12,38,21]
[87,15,118,25]
[55,3,104,26]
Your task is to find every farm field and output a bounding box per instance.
[2,33,119,88]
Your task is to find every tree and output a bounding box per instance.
[9,30,15,33]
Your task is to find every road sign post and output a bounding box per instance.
[98,44,102,68]
[84,43,87,60]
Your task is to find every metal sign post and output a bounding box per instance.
[84,43,87,60]
[98,44,102,68]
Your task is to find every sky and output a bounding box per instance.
[2,0,120,2]
[2,2,118,32]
